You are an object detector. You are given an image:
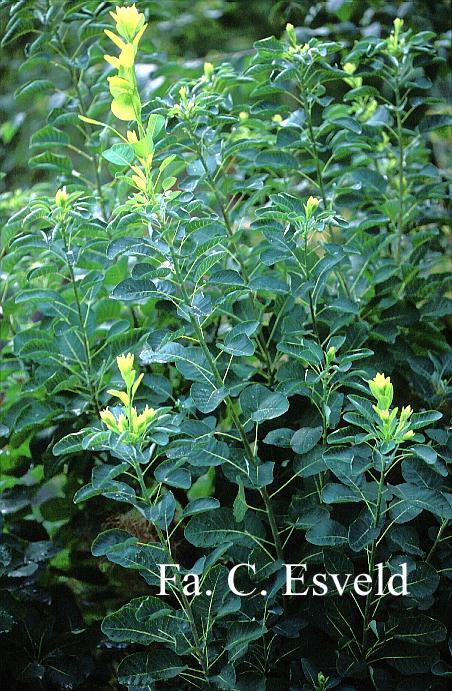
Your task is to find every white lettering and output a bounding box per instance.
[228,563,257,596]
[387,563,408,596]
[329,573,351,596]
[284,564,308,595]
[158,563,180,595]
[312,572,328,596]
[353,573,372,596]
[182,573,200,596]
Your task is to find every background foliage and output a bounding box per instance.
[0,1,451,690]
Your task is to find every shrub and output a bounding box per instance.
[1,2,450,689]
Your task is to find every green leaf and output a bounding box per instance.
[352,168,387,192]
[391,484,451,519]
[210,269,245,287]
[263,428,293,447]
[29,151,72,173]
[102,143,135,167]
[419,114,452,132]
[2,15,34,47]
[53,432,86,456]
[412,444,437,465]
[185,508,264,548]
[306,518,348,546]
[410,410,442,430]
[233,480,248,522]
[117,650,187,685]
[187,468,215,501]
[254,36,285,54]
[16,79,54,100]
[346,394,375,423]
[147,114,166,139]
[219,332,255,357]
[330,116,362,133]
[154,460,191,489]
[249,274,289,294]
[406,562,440,600]
[348,507,381,551]
[291,426,323,454]
[91,529,136,557]
[111,94,135,121]
[239,384,289,423]
[187,439,229,467]
[225,621,267,657]
[322,483,361,504]
[102,597,174,644]
[277,339,324,366]
[162,176,177,191]
[256,151,298,170]
[223,454,274,489]
[181,497,220,517]
[190,381,228,413]
[293,446,326,478]
[112,278,171,302]
[382,643,438,675]
[210,664,236,690]
[30,125,69,150]
[144,491,176,529]
[394,615,447,645]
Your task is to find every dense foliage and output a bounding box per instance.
[1,1,451,689]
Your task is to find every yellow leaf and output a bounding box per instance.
[107,388,130,406]
[111,95,135,121]
[132,174,147,192]
[104,29,126,50]
[118,43,135,69]
[104,54,121,69]
[108,75,132,99]
[79,115,103,126]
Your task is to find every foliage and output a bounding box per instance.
[1,1,451,689]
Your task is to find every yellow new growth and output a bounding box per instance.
[100,408,118,431]
[367,373,414,443]
[343,62,357,75]
[117,352,135,380]
[368,372,393,409]
[127,129,139,143]
[304,195,320,219]
[99,353,156,439]
[104,43,135,69]
[203,62,214,80]
[103,5,147,122]
[387,17,405,55]
[104,29,126,51]
[55,187,69,209]
[110,4,146,41]
[107,388,130,406]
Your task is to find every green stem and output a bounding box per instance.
[60,220,100,413]
[303,224,321,345]
[183,122,276,382]
[298,88,328,345]
[298,79,327,208]
[308,289,321,345]
[361,460,386,653]
[394,80,405,261]
[426,519,448,564]
[133,462,211,682]
[298,74,353,309]
[70,265,99,412]
[169,244,284,562]
[69,64,108,223]
[179,589,211,682]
